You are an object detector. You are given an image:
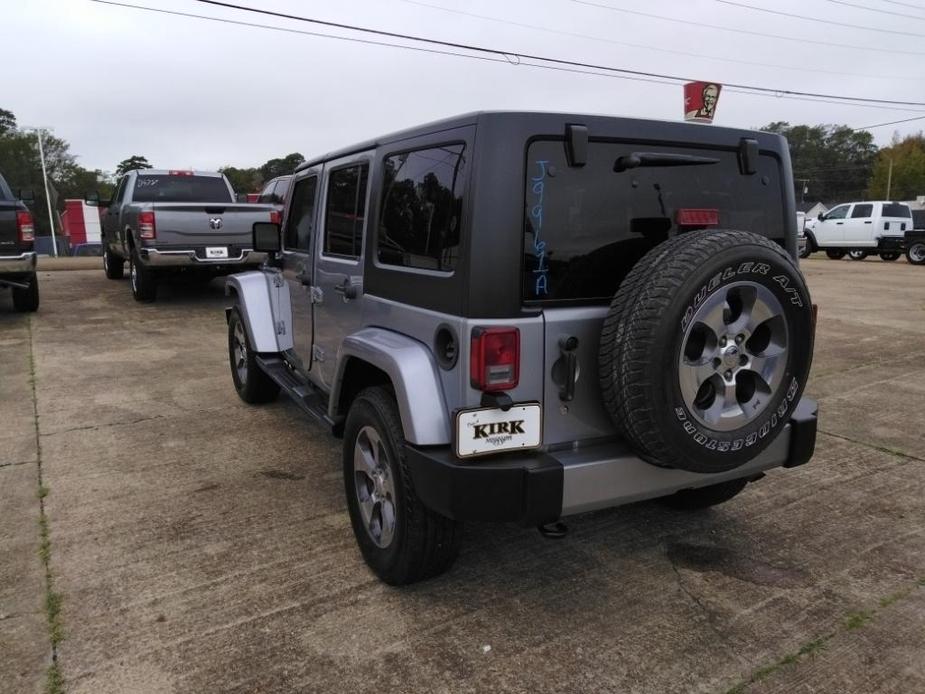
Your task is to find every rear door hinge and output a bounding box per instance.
[309,286,323,304]
[312,345,325,363]
[272,273,284,288]
[275,320,287,336]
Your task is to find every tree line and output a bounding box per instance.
[1,105,922,236]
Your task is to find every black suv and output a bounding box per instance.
[0,170,38,312]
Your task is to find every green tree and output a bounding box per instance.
[866,133,925,200]
[115,155,152,176]
[0,108,16,135]
[220,165,261,194]
[760,122,878,203]
[259,152,304,182]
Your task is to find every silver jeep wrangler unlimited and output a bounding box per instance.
[226,112,817,585]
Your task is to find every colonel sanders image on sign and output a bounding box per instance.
[684,82,722,123]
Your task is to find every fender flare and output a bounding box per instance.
[225,271,294,353]
[804,229,818,251]
[333,328,451,446]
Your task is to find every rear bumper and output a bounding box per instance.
[139,247,266,268]
[406,397,818,525]
[0,251,37,275]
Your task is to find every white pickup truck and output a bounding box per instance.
[801,201,913,261]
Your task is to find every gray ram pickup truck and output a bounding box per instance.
[0,170,38,312]
[227,111,818,585]
[91,169,277,302]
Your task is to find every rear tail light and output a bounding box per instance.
[270,210,282,225]
[676,208,719,228]
[470,327,520,392]
[16,210,35,242]
[138,211,156,239]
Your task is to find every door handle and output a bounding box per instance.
[836,222,844,225]
[333,278,359,300]
[864,221,872,224]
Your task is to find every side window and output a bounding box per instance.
[826,205,850,220]
[113,176,129,204]
[257,180,276,204]
[284,176,318,252]
[274,178,291,205]
[377,144,465,271]
[323,163,369,258]
[851,204,873,218]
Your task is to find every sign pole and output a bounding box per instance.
[36,129,59,258]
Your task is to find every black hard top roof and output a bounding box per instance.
[295,110,783,172]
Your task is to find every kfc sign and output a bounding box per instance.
[684,81,721,123]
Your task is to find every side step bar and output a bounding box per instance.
[255,356,333,426]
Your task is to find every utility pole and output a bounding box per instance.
[795,178,810,204]
[33,127,59,257]
[885,158,893,200]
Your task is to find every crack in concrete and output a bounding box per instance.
[818,429,925,463]
[668,554,734,647]
[39,414,169,438]
[0,460,37,469]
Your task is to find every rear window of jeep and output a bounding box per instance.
[523,140,785,304]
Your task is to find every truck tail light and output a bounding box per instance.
[676,208,719,228]
[470,327,519,392]
[138,211,156,239]
[270,210,282,225]
[168,170,194,176]
[16,210,35,242]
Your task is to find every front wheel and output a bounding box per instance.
[11,273,39,312]
[103,248,124,279]
[848,250,869,261]
[228,307,279,404]
[906,242,925,265]
[826,249,846,260]
[879,252,900,262]
[344,386,460,585]
[129,252,157,302]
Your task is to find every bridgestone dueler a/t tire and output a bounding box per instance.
[344,387,460,585]
[598,230,814,473]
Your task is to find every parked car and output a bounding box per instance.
[257,175,292,209]
[0,170,39,312]
[90,170,278,302]
[801,201,912,261]
[226,112,818,584]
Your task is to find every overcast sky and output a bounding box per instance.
[3,0,924,174]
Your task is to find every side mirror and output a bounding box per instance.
[85,191,101,205]
[236,193,249,203]
[15,189,35,203]
[817,213,824,221]
[253,222,281,253]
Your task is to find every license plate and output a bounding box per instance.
[206,246,228,259]
[455,403,542,458]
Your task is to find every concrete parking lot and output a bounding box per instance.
[1,256,923,694]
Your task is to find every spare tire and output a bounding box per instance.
[598,230,814,473]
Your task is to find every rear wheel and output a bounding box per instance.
[879,252,900,262]
[848,250,869,261]
[826,249,846,260]
[11,273,39,312]
[660,478,749,510]
[228,307,279,404]
[129,251,157,302]
[599,230,814,473]
[103,248,124,279]
[905,243,925,265]
[344,386,460,584]
[798,242,812,259]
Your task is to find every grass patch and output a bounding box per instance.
[722,577,923,693]
[46,662,64,694]
[38,484,49,499]
[844,610,873,630]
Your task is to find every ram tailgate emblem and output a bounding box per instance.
[209,217,223,230]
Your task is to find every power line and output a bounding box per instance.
[572,0,925,56]
[188,0,925,107]
[878,0,925,10]
[825,0,925,19]
[89,0,925,113]
[857,114,925,129]
[716,0,922,37]
[397,0,923,82]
